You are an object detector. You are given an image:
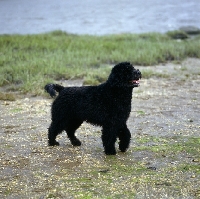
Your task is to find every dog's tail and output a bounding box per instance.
[44,84,64,98]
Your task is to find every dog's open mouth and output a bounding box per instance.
[130,79,140,87]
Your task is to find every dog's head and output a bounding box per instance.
[107,62,142,88]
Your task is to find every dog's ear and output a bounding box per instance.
[107,67,121,87]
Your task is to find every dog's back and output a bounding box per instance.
[49,83,132,126]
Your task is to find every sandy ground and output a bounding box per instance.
[0,58,199,199]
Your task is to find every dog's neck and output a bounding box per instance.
[109,86,133,99]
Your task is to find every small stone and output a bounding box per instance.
[179,26,200,35]
[147,166,157,171]
[99,169,109,173]
[4,101,10,105]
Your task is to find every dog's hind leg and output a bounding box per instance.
[65,120,82,146]
[48,122,63,146]
[118,124,131,152]
[102,126,117,155]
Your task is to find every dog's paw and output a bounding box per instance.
[119,148,128,153]
[119,145,129,153]
[119,142,129,152]
[48,140,60,146]
[105,148,117,155]
[70,138,81,146]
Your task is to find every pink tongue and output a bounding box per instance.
[133,80,139,84]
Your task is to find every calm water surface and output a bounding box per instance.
[0,0,200,35]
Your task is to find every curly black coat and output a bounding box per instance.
[45,62,141,155]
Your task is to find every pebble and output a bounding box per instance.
[4,101,9,105]
[192,159,199,162]
[147,166,157,170]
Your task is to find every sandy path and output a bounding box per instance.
[0,58,199,199]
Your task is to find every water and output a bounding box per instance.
[0,0,200,35]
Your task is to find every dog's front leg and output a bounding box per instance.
[118,124,131,152]
[102,126,117,155]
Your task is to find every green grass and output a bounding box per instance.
[0,31,200,95]
[10,108,23,113]
[140,69,171,78]
[134,136,200,158]
[0,92,16,101]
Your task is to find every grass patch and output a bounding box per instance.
[166,30,189,40]
[0,92,16,101]
[0,31,200,95]
[134,136,200,157]
[10,108,23,113]
[178,164,200,174]
[136,110,145,115]
[140,69,171,78]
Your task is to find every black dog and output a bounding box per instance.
[45,62,141,155]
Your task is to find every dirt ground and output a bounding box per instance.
[0,58,199,199]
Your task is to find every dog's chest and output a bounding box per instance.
[109,95,132,117]
[112,91,132,115]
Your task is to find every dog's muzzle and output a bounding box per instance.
[130,69,142,87]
